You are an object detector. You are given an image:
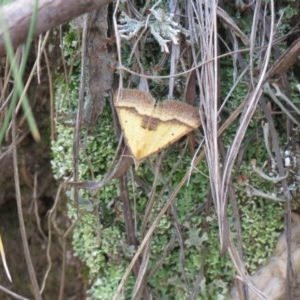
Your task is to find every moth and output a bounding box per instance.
[114,89,201,164]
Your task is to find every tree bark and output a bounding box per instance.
[0,0,112,57]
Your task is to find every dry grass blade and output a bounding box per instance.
[190,0,279,298]
[189,1,225,248]
[224,1,276,298]
[132,239,151,299]
[0,230,11,282]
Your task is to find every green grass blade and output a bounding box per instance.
[0,0,40,145]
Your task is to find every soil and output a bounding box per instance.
[0,79,85,299]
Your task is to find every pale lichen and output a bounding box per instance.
[118,8,189,53]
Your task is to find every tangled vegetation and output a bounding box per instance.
[51,1,300,297]
[1,0,300,299]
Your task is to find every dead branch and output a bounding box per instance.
[0,0,112,57]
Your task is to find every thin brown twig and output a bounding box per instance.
[58,217,80,300]
[72,13,88,213]
[33,172,47,240]
[12,111,41,299]
[0,284,30,300]
[0,0,112,57]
